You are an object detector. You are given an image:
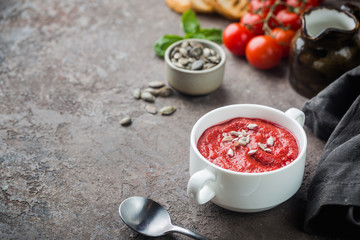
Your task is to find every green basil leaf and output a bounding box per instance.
[184,28,223,44]
[154,35,184,57]
[181,9,200,34]
[184,32,195,38]
[198,28,222,37]
[201,35,222,44]
[198,28,223,44]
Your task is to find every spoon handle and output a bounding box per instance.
[169,225,210,240]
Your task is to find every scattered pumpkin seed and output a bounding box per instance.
[157,86,173,97]
[141,92,156,102]
[129,81,177,121]
[143,88,160,96]
[145,105,157,114]
[133,88,141,99]
[120,116,132,126]
[148,81,165,89]
[264,148,272,152]
[160,106,176,115]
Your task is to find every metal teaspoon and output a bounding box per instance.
[119,196,209,240]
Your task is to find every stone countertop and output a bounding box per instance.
[0,0,332,239]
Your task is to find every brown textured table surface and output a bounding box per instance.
[0,0,335,239]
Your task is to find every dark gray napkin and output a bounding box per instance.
[302,65,360,237]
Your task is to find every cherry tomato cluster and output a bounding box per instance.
[222,0,323,70]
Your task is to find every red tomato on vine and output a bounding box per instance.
[249,0,284,16]
[286,0,320,9]
[223,23,255,56]
[276,9,302,31]
[271,28,296,57]
[245,35,283,70]
[240,12,265,36]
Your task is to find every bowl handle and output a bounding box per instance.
[285,108,305,127]
[187,168,216,205]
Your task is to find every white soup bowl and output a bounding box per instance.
[187,104,307,212]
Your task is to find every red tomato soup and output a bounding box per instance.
[197,117,299,173]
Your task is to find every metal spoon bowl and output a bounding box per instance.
[119,196,209,240]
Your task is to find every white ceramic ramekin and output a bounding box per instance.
[187,104,307,212]
[164,38,226,95]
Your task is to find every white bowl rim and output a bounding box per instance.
[165,38,226,74]
[190,104,307,176]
